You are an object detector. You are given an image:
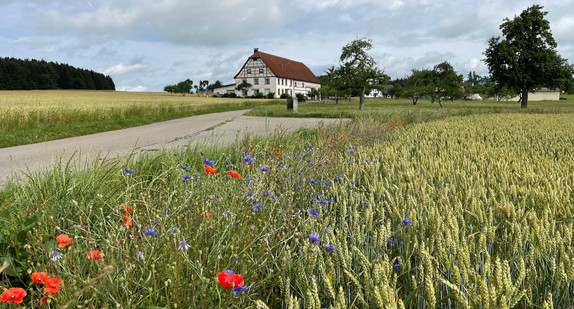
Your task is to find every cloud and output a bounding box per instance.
[103,63,146,75]
[117,85,148,92]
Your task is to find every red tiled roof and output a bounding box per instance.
[234,51,321,84]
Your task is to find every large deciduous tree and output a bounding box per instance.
[401,62,462,107]
[484,5,574,108]
[339,38,390,110]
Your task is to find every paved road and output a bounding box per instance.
[0,110,343,186]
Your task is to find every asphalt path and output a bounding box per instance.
[0,110,343,186]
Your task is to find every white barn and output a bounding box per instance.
[215,49,321,98]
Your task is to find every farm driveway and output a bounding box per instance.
[0,110,342,186]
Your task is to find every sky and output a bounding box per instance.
[1,0,573,92]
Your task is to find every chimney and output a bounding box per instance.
[254,48,259,53]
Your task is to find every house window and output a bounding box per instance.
[254,78,259,85]
[265,78,270,84]
[259,68,264,74]
[242,79,247,84]
[264,89,270,95]
[247,69,251,74]
[254,89,259,95]
[294,82,297,87]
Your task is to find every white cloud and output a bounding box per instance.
[103,63,146,75]
[117,85,148,92]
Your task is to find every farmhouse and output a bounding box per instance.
[214,49,321,98]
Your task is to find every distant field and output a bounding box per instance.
[0,90,280,148]
[247,95,574,120]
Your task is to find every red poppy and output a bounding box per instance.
[56,234,72,248]
[228,170,241,178]
[40,296,49,306]
[123,213,133,226]
[204,166,216,175]
[44,278,64,295]
[88,250,103,260]
[275,151,282,156]
[122,203,135,213]
[217,271,244,289]
[0,287,27,303]
[31,272,49,284]
[201,211,211,219]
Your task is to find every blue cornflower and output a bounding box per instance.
[144,228,158,236]
[319,200,328,205]
[247,190,254,197]
[242,149,251,154]
[182,175,192,183]
[388,238,396,246]
[259,167,270,172]
[334,175,342,181]
[310,179,317,184]
[309,233,321,242]
[308,209,320,218]
[224,269,234,274]
[326,197,334,202]
[51,250,63,261]
[179,164,190,171]
[298,171,303,176]
[243,155,255,164]
[234,285,250,295]
[203,158,215,165]
[252,203,262,211]
[123,168,135,174]
[226,164,233,169]
[179,239,191,251]
[401,217,413,226]
[362,201,369,205]
[345,150,356,154]
[324,244,337,252]
[305,145,313,151]
[308,276,320,281]
[393,263,400,270]
[152,220,159,225]
[245,178,253,185]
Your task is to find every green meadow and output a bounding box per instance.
[0,91,573,307]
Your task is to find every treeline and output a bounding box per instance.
[0,57,115,90]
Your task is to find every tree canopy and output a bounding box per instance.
[0,57,115,90]
[338,38,390,110]
[401,62,462,107]
[484,5,574,108]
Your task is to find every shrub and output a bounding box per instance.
[296,93,307,102]
[280,93,291,99]
[267,92,275,99]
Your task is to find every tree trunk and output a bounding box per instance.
[521,89,528,109]
[359,87,365,110]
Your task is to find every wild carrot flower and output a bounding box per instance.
[136,251,145,261]
[0,287,27,303]
[51,250,63,261]
[88,250,102,260]
[309,233,321,242]
[217,270,244,289]
[31,272,49,284]
[56,234,72,248]
[44,278,64,295]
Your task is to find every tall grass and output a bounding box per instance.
[1,112,573,308]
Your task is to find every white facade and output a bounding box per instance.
[212,84,236,96]
[233,57,320,98]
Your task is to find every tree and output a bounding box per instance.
[236,81,252,97]
[176,79,193,96]
[401,62,462,107]
[207,80,223,91]
[484,5,574,108]
[339,38,390,110]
